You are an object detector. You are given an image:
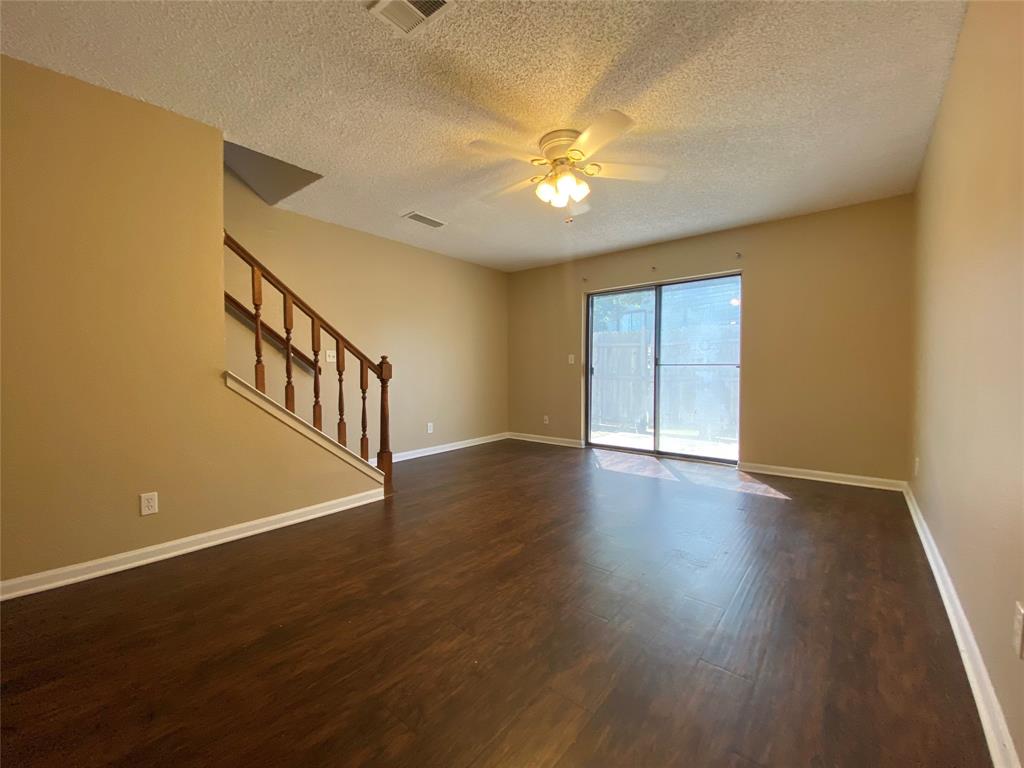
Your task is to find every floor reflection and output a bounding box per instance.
[592,449,677,480]
[591,448,789,499]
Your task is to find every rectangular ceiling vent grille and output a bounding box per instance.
[369,0,451,37]
[403,211,446,228]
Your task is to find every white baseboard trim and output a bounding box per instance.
[507,432,585,448]
[902,484,1021,768]
[369,433,511,466]
[0,488,385,601]
[369,432,587,464]
[737,461,905,491]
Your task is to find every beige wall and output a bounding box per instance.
[1,57,379,580]
[223,171,509,457]
[509,196,915,479]
[911,1,1023,755]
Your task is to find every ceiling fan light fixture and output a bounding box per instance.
[555,169,577,197]
[570,179,590,203]
[533,166,589,209]
[476,110,661,219]
[535,179,556,203]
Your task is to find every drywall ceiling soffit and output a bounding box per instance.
[224,141,323,206]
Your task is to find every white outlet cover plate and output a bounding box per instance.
[325,350,337,363]
[140,492,158,516]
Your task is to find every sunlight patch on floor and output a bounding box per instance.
[592,449,678,480]
[668,462,790,499]
[592,449,790,499]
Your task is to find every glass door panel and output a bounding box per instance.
[656,276,741,461]
[588,288,656,451]
[657,364,740,460]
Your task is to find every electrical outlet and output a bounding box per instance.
[914,456,920,477]
[140,492,158,516]
[543,415,549,424]
[325,349,337,363]
[568,354,575,365]
[427,422,434,434]
[1014,602,1024,659]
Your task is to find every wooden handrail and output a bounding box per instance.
[224,232,380,376]
[224,230,393,492]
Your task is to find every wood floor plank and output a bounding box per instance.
[0,441,990,767]
[554,657,752,767]
[538,609,639,712]
[469,687,590,768]
[699,546,798,679]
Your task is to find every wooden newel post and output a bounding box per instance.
[377,355,393,492]
[251,266,266,393]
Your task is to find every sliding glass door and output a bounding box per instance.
[656,275,741,460]
[588,288,656,452]
[587,275,741,462]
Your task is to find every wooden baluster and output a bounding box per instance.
[311,318,323,430]
[251,266,266,393]
[283,294,295,412]
[377,356,393,493]
[336,339,347,446]
[359,360,369,460]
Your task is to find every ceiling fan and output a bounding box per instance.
[470,110,665,216]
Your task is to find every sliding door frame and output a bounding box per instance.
[585,271,742,465]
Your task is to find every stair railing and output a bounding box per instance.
[223,231,392,490]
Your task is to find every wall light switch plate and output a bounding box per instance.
[568,354,575,365]
[325,349,337,363]
[140,492,158,516]
[1014,602,1023,659]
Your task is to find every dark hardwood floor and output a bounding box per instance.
[1,440,989,767]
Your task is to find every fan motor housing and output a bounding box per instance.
[538,129,581,163]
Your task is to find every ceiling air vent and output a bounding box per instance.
[403,211,446,228]
[369,0,452,37]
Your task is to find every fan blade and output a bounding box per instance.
[485,177,536,200]
[590,162,666,182]
[468,139,544,166]
[568,200,591,216]
[568,110,635,161]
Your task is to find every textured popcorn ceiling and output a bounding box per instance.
[1,1,964,271]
